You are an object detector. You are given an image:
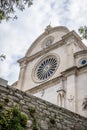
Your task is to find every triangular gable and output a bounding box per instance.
[25,26,69,57]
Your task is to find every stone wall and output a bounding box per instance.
[0,85,87,130]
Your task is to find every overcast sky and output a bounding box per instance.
[0,0,87,85]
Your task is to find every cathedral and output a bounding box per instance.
[12,25,87,117]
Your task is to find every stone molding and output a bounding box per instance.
[25,26,69,56]
[18,31,87,66]
[31,53,60,83]
[26,65,87,94]
[18,40,64,65]
[41,35,54,49]
[26,76,62,94]
[62,31,87,49]
[74,50,87,58]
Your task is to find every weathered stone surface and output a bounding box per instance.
[14,93,23,99]
[41,120,48,130]
[0,85,87,130]
[43,110,50,115]
[27,120,32,127]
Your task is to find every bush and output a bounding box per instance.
[0,106,28,130]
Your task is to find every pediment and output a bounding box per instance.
[25,26,69,57]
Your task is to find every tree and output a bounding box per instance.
[78,26,87,39]
[0,0,33,22]
[0,54,6,61]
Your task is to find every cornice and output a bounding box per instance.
[62,31,87,49]
[62,31,81,40]
[74,50,87,58]
[25,26,69,56]
[61,65,87,76]
[26,75,63,94]
[18,31,87,65]
[77,64,87,74]
[26,65,87,94]
[61,66,78,77]
[18,39,64,64]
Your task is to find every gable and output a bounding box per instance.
[25,26,69,57]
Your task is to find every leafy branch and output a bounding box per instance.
[0,0,33,22]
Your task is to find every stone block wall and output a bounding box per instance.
[0,85,87,130]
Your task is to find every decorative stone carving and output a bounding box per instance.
[57,90,65,107]
[41,89,45,97]
[32,54,60,83]
[66,36,77,46]
[45,25,52,34]
[68,95,74,102]
[42,36,54,49]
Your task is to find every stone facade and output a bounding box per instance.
[12,26,87,118]
[0,85,87,130]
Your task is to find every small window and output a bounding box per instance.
[81,60,87,65]
[79,58,87,67]
[42,36,54,49]
[45,39,53,47]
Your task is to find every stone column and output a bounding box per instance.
[57,78,66,107]
[66,37,75,68]
[57,91,65,107]
[66,74,77,112]
[17,60,27,90]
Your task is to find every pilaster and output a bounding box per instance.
[66,37,76,68]
[17,60,27,90]
[66,74,77,112]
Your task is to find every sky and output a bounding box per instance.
[0,0,87,85]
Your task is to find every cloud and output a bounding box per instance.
[63,0,87,29]
[0,0,87,84]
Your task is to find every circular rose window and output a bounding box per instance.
[42,36,54,49]
[79,58,87,67]
[32,55,59,82]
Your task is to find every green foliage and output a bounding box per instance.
[0,102,4,109]
[51,128,55,130]
[28,106,36,115]
[32,125,40,130]
[28,106,40,130]
[32,117,40,130]
[0,0,33,22]
[0,105,28,130]
[78,26,87,39]
[0,54,6,61]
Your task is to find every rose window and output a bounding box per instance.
[79,58,87,67]
[36,57,58,81]
[32,54,59,83]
